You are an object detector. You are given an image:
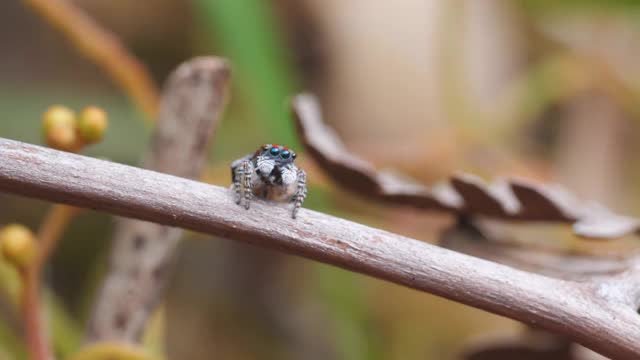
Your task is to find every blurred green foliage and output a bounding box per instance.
[522,0,640,14]
[195,0,299,148]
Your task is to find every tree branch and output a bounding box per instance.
[0,138,639,359]
[86,57,230,343]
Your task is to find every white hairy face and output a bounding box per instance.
[256,157,276,178]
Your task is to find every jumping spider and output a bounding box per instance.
[231,144,307,219]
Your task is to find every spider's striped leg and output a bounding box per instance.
[291,169,307,219]
[242,160,253,210]
[231,165,242,205]
[230,154,253,207]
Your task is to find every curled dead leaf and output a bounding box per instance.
[291,93,640,239]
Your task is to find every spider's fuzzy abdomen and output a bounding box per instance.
[251,176,297,201]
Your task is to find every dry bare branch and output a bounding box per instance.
[86,57,230,343]
[1,138,640,358]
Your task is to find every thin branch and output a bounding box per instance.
[36,205,83,268]
[0,138,639,359]
[21,0,159,119]
[22,269,47,360]
[86,57,230,342]
[22,204,82,360]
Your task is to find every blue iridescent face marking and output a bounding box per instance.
[256,144,296,163]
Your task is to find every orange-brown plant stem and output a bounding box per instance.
[22,205,83,360]
[21,0,160,120]
[22,268,48,360]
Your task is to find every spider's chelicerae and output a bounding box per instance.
[231,144,307,218]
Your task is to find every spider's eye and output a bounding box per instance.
[281,150,290,159]
[262,144,270,152]
[269,147,280,156]
[292,153,297,159]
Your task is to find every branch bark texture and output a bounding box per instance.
[0,138,639,359]
[86,57,230,342]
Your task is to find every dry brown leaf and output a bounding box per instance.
[291,93,640,239]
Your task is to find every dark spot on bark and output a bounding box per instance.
[152,265,165,280]
[328,239,349,250]
[114,312,127,330]
[189,70,203,86]
[133,235,146,251]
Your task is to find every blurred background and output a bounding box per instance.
[2,0,640,359]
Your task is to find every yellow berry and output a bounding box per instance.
[42,105,76,134]
[0,224,37,270]
[45,122,80,152]
[43,105,80,151]
[77,106,108,144]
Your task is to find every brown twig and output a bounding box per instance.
[1,138,640,359]
[22,268,47,360]
[86,57,230,342]
[22,205,82,360]
[21,0,159,119]
[36,205,83,269]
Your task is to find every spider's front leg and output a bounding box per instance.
[231,157,254,209]
[291,168,307,219]
[232,167,242,205]
[242,160,254,209]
